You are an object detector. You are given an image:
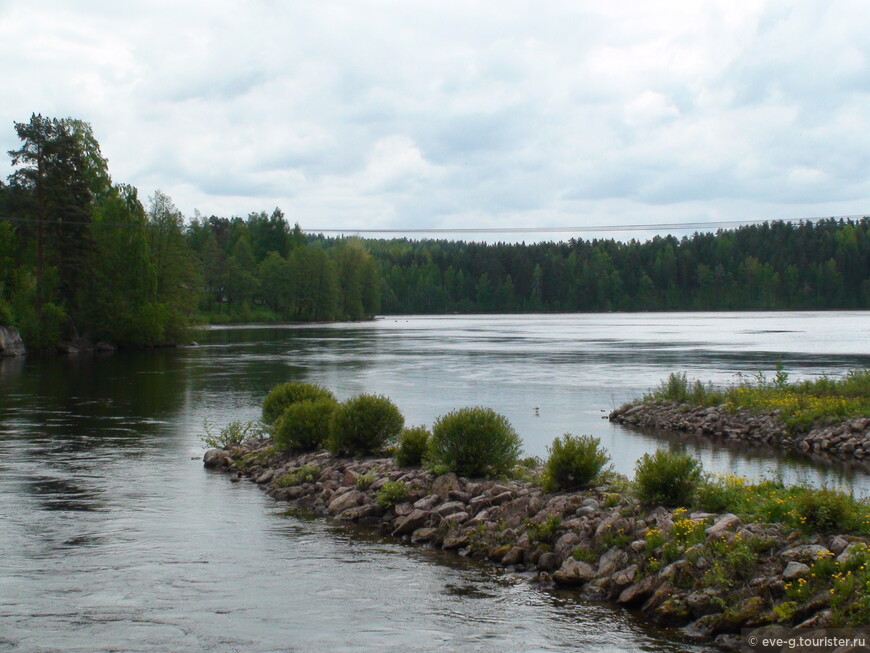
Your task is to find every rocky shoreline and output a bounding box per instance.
[204,440,870,651]
[610,400,870,463]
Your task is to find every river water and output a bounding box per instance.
[1,312,868,652]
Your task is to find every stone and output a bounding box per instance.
[392,509,431,536]
[553,558,596,586]
[537,552,558,571]
[685,588,721,618]
[432,473,461,499]
[596,547,628,578]
[255,470,274,484]
[435,501,466,517]
[442,530,469,549]
[616,575,658,606]
[0,326,26,357]
[327,490,366,515]
[553,532,581,560]
[413,494,441,511]
[441,511,469,526]
[612,564,638,588]
[393,501,414,517]
[410,527,437,543]
[782,544,832,563]
[836,542,869,565]
[782,561,810,580]
[501,547,525,566]
[683,613,723,639]
[203,449,233,468]
[705,513,741,536]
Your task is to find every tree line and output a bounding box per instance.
[364,218,870,314]
[0,114,378,349]
[1,115,867,351]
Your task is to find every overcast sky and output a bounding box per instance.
[1,1,869,241]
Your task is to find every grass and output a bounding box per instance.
[695,473,870,535]
[644,368,870,431]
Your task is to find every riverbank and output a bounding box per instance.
[609,400,870,463]
[204,440,870,650]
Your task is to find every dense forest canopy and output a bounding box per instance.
[1,115,868,350]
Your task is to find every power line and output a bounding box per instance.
[0,214,867,233]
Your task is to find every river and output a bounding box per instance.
[1,312,868,651]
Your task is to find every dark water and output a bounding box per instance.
[1,312,868,652]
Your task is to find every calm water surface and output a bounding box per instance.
[1,312,868,652]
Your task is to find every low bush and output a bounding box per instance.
[328,394,404,456]
[201,418,265,449]
[376,480,408,510]
[394,426,431,467]
[796,487,859,533]
[428,406,522,477]
[634,449,702,506]
[273,398,338,452]
[262,381,336,425]
[542,433,611,492]
[276,463,321,487]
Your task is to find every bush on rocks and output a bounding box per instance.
[262,381,336,425]
[796,487,858,533]
[428,406,522,477]
[273,398,338,452]
[394,426,431,467]
[635,449,702,506]
[328,394,404,456]
[542,433,611,492]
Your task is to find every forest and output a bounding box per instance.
[1,115,868,351]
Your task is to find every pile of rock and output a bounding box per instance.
[204,440,870,649]
[609,400,870,463]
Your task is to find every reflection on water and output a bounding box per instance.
[0,312,868,651]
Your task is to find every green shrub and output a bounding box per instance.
[273,398,338,452]
[261,381,336,425]
[328,394,404,456]
[376,480,409,510]
[201,419,265,449]
[542,433,611,492]
[276,463,321,487]
[796,487,858,533]
[634,449,702,506]
[394,426,431,467]
[526,515,561,544]
[428,406,522,477]
[355,472,376,490]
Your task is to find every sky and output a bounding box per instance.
[1,0,869,242]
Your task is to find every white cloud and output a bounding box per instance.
[1,0,869,239]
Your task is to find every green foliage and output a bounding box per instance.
[276,463,321,487]
[262,382,336,425]
[355,473,376,490]
[572,546,597,563]
[273,398,338,452]
[634,449,702,506]
[376,480,408,510]
[542,433,612,492]
[644,367,870,431]
[796,487,859,533]
[201,419,264,449]
[394,426,431,467]
[526,515,561,544]
[328,394,405,457]
[428,406,522,478]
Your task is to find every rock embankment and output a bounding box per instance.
[204,440,870,649]
[609,400,870,462]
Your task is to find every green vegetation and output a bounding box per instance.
[273,398,338,452]
[276,463,321,487]
[200,419,265,449]
[394,426,431,467]
[696,473,870,535]
[262,381,336,425]
[542,433,612,492]
[376,480,409,510]
[646,368,870,430]
[328,394,405,457]
[428,406,522,477]
[368,219,870,314]
[634,449,703,506]
[526,515,561,544]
